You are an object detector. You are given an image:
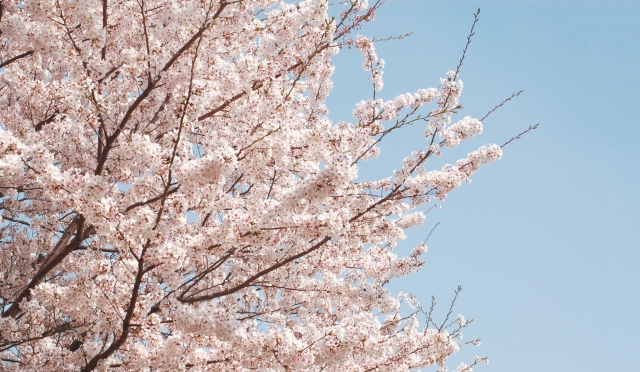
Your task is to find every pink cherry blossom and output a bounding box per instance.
[0,1,499,370]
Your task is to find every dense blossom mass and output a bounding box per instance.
[0,0,500,370]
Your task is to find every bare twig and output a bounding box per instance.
[438,285,462,331]
[371,32,412,43]
[501,123,539,148]
[480,90,524,122]
[453,9,480,81]
[423,222,440,244]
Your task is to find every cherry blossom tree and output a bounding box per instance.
[0,0,521,370]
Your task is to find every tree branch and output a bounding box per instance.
[123,186,179,213]
[2,215,95,318]
[81,241,150,371]
[0,50,34,69]
[179,237,330,303]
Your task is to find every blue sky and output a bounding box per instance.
[326,1,640,371]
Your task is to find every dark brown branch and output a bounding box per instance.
[96,63,122,84]
[422,222,440,244]
[151,32,202,229]
[438,285,462,331]
[81,241,150,372]
[371,32,412,43]
[179,237,330,303]
[177,248,235,296]
[101,0,108,59]
[0,50,34,69]
[201,212,212,226]
[159,1,229,74]
[123,186,179,213]
[55,1,83,55]
[197,89,248,121]
[2,216,95,318]
[266,169,277,199]
[184,358,230,368]
[139,93,171,135]
[139,0,154,85]
[240,183,253,196]
[74,246,118,253]
[34,111,58,132]
[1,215,31,226]
[0,320,87,353]
[226,174,243,193]
[1,358,22,364]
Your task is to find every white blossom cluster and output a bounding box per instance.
[0,1,499,370]
[353,35,384,91]
[440,116,483,148]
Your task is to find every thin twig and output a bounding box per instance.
[371,32,412,43]
[501,123,539,148]
[439,285,462,331]
[423,222,440,244]
[480,90,524,122]
[453,9,480,81]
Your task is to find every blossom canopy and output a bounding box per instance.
[0,0,500,370]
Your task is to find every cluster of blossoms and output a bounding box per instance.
[353,35,384,92]
[0,0,497,371]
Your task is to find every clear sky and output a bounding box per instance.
[326,1,640,371]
